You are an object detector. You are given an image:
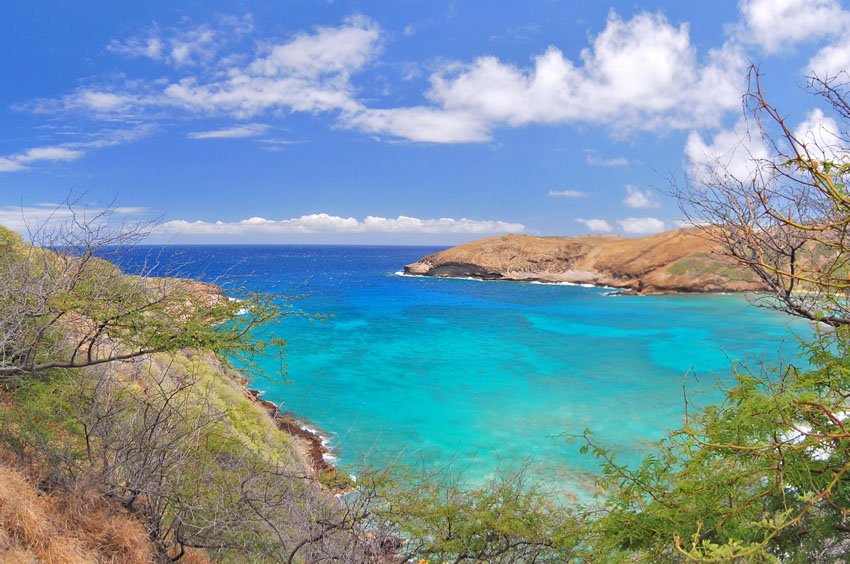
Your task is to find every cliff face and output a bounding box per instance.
[405,228,764,293]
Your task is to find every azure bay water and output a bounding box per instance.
[117,245,812,496]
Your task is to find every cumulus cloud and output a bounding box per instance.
[684,118,770,185]
[576,218,613,233]
[809,33,850,77]
[617,217,665,234]
[350,12,747,141]
[623,184,660,208]
[548,189,586,198]
[25,10,751,147]
[187,124,270,139]
[155,213,524,236]
[738,0,850,54]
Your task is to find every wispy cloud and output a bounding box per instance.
[0,125,157,173]
[187,124,270,139]
[107,14,254,67]
[548,189,586,198]
[0,204,152,233]
[584,151,630,167]
[256,138,307,152]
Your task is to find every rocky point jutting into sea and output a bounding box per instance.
[404,227,765,294]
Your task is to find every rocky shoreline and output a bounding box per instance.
[232,374,351,490]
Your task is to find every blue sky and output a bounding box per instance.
[1,0,848,244]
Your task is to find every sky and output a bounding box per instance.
[1,0,848,244]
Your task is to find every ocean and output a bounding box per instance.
[113,244,811,496]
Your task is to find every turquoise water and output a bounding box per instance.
[116,245,811,495]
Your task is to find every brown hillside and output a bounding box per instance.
[404,228,764,293]
[0,462,155,563]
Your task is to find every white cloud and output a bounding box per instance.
[405,12,747,140]
[344,106,490,143]
[576,218,613,233]
[108,14,254,67]
[0,158,26,172]
[0,204,151,233]
[809,34,850,77]
[793,108,846,162]
[685,109,847,188]
[256,138,306,152]
[738,0,850,54]
[108,31,165,60]
[585,151,629,167]
[0,145,87,173]
[674,218,710,228]
[617,217,665,234]
[34,16,378,122]
[30,10,749,145]
[157,16,379,117]
[249,15,380,78]
[155,213,524,236]
[548,189,586,198]
[684,118,770,185]
[623,184,660,208]
[187,124,270,139]
[0,126,156,173]
[15,146,84,164]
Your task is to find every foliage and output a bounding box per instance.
[571,334,850,561]
[0,208,286,379]
[367,466,583,562]
[0,212,380,561]
[676,69,850,326]
[577,69,850,561]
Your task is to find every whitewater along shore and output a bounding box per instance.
[404,228,765,294]
[229,371,353,490]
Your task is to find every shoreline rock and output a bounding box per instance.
[234,375,352,491]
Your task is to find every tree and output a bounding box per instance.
[0,203,282,378]
[676,68,850,326]
[573,69,850,561]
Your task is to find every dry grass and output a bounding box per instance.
[0,463,155,563]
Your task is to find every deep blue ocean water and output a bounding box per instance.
[113,245,812,496]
